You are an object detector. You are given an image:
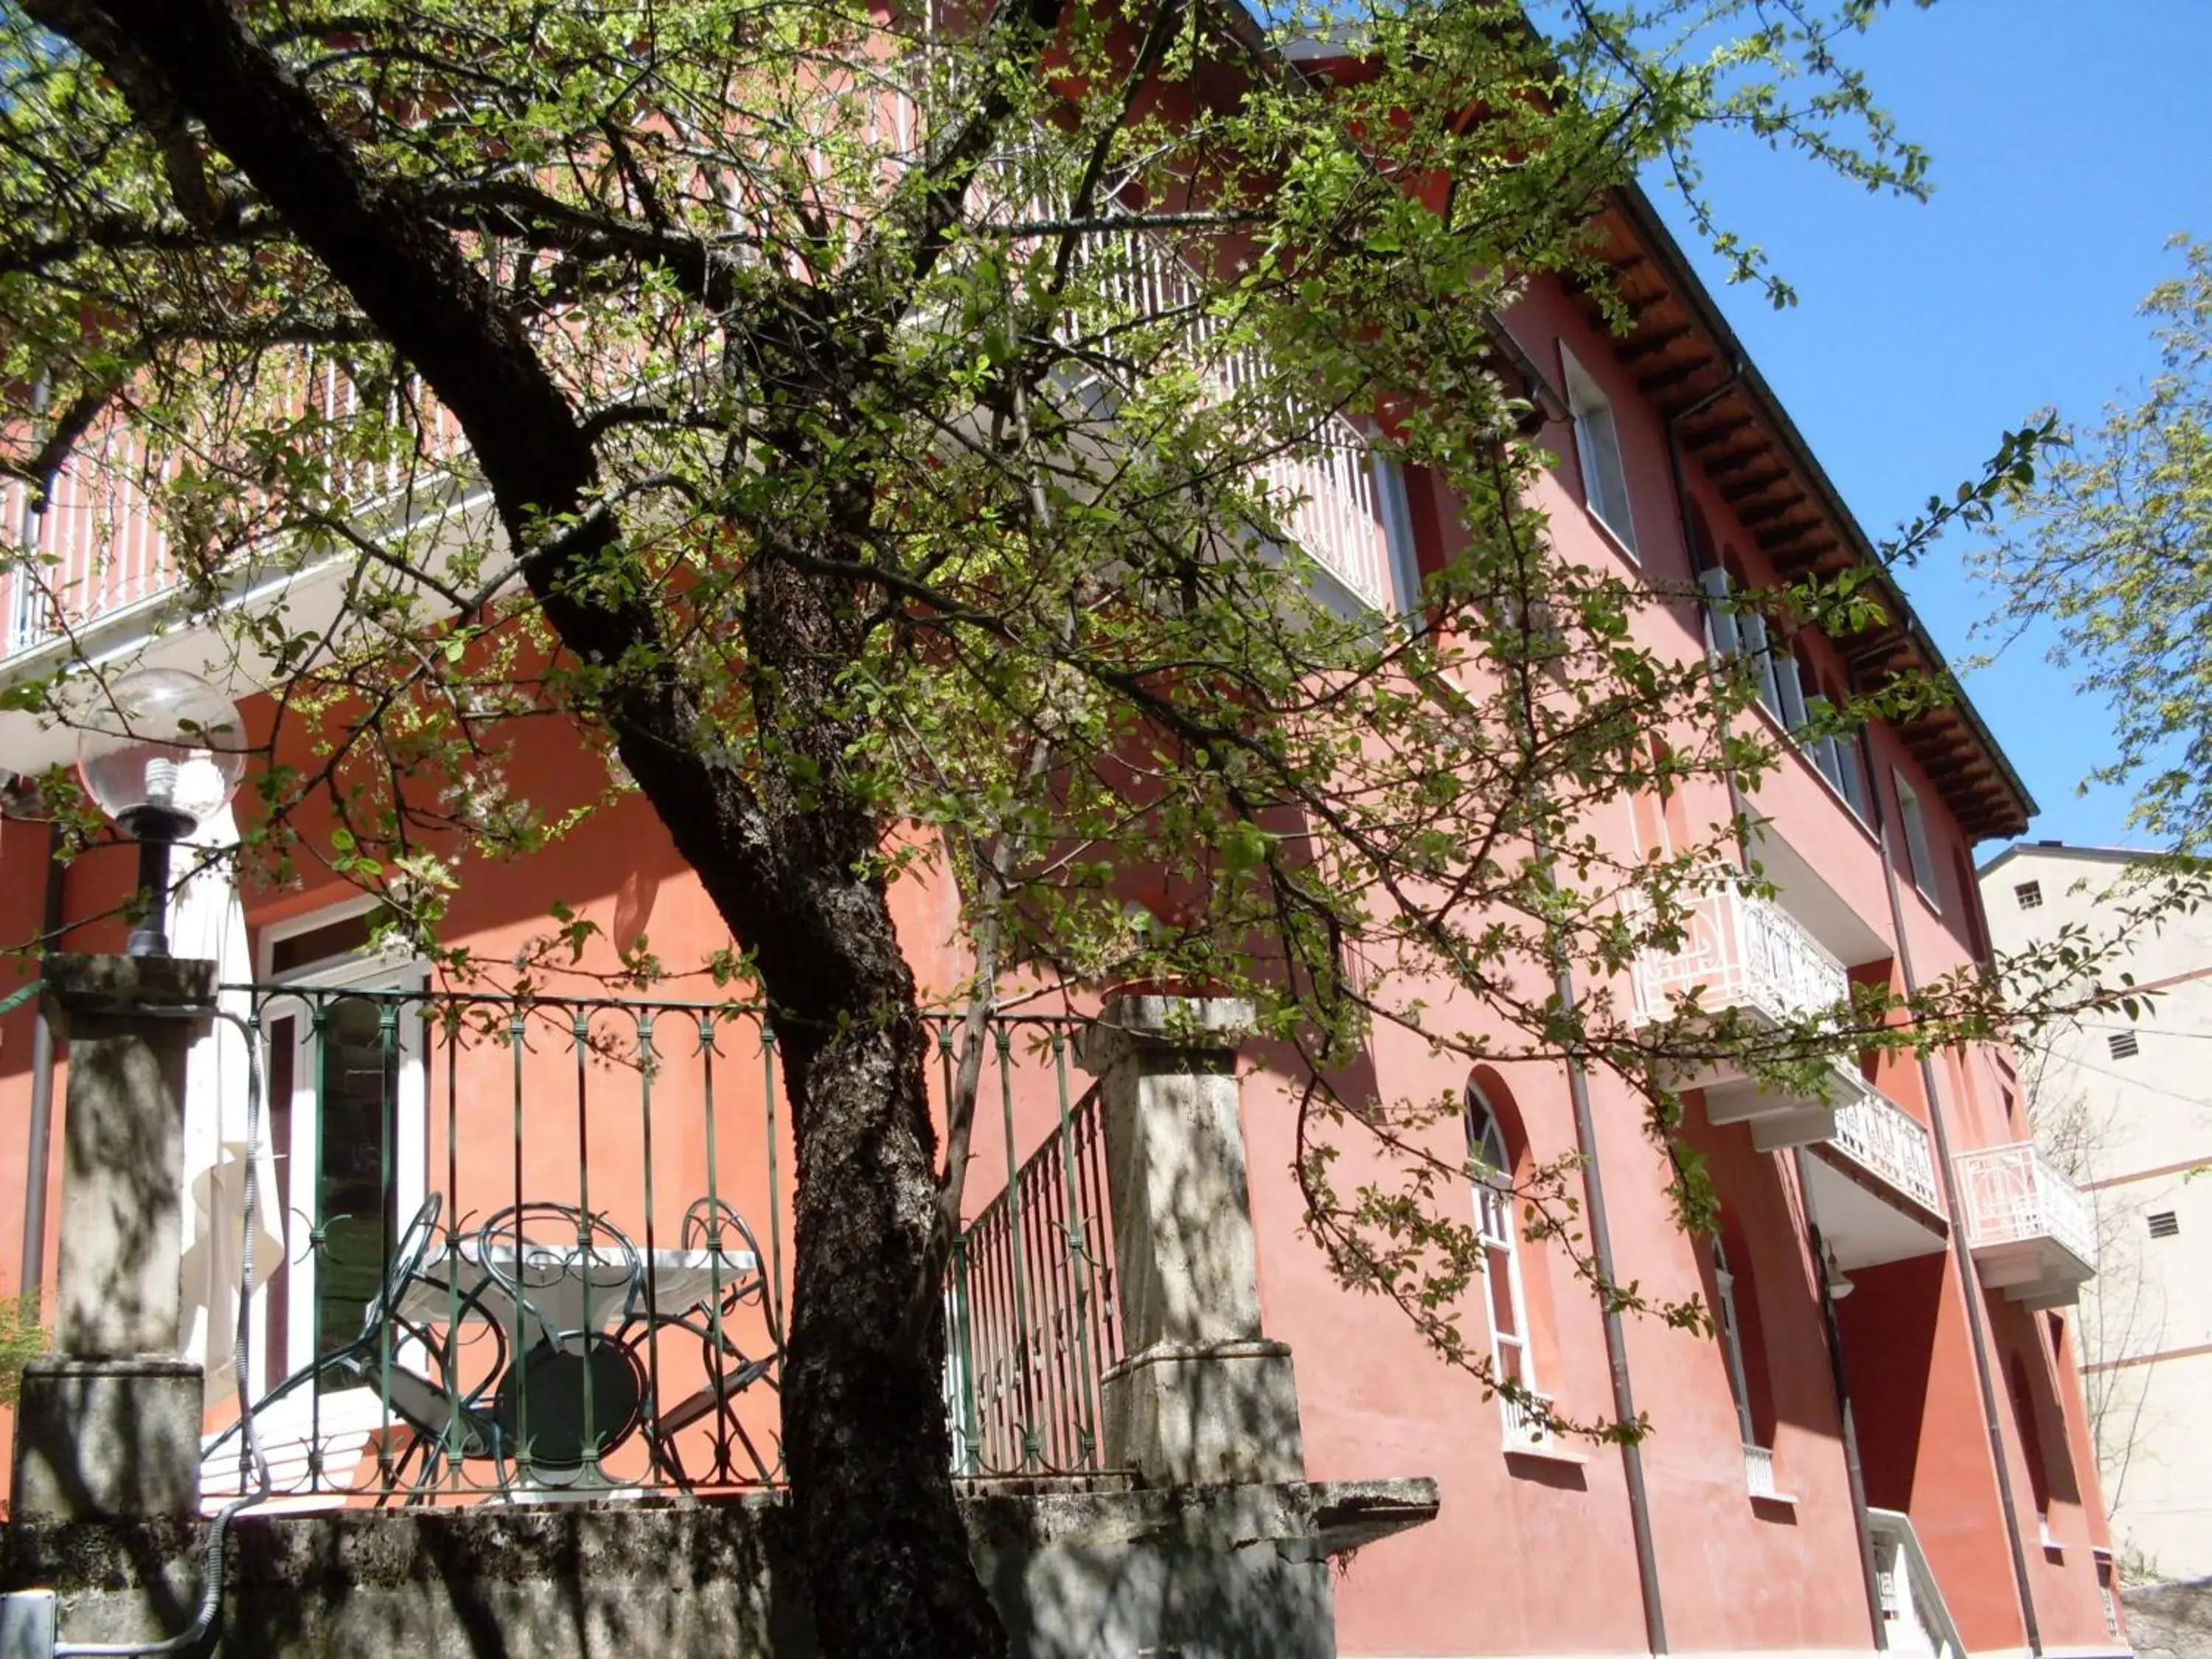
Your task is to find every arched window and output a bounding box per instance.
[1467,1079,1540,1441]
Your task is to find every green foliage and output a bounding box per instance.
[0,0,2047,1441]
[1978,237,2212,851]
[0,1293,48,1408]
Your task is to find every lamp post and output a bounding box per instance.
[74,668,246,959]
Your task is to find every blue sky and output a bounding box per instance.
[1645,1,2212,850]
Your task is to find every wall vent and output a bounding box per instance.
[2108,1030,2141,1060]
[2149,1210,2180,1240]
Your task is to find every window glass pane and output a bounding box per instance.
[1486,1245,1520,1336]
[1837,730,1871,819]
[1495,1336,1527,1388]
[273,910,378,975]
[1894,774,1938,904]
[314,995,399,1381]
[1562,348,1637,553]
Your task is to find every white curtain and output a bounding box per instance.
[171,799,285,1411]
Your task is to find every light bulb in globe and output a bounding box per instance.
[74,668,246,958]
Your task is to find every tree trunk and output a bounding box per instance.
[27,10,1012,1650]
[776,929,1006,1658]
[733,518,1010,1657]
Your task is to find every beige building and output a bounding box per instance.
[1981,841,2212,1580]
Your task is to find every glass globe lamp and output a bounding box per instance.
[75,668,246,958]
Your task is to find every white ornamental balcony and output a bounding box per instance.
[1804,1088,1950,1271]
[1954,1143,2096,1310]
[1630,878,1872,1148]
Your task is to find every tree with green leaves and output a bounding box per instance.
[0,1,2049,1651]
[1978,237,2212,852]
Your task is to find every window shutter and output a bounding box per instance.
[1836,728,1871,820]
[1740,610,1781,716]
[1775,652,1810,733]
[1700,566,1740,658]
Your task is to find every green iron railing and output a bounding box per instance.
[940,1023,1120,1477]
[196,984,1119,1509]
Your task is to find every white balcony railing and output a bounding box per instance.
[1083,229,1399,611]
[1,366,468,664]
[1829,1089,1942,1214]
[1743,1443,1781,1501]
[1631,877,1851,1031]
[1502,1390,1554,1454]
[2,422,181,656]
[1955,1143,2096,1271]
[1,234,1402,667]
[1627,876,1864,1149]
[1868,1508,1964,1659]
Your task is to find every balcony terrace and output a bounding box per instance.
[1953,1141,2096,1310]
[1631,877,1875,1149]
[0,226,1406,759]
[1803,1085,1949,1271]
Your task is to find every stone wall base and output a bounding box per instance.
[13,1357,204,1520]
[1102,1339,1304,1486]
[0,1478,1439,1659]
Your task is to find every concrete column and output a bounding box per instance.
[1077,994,1303,1486]
[13,953,214,1520]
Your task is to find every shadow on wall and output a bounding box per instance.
[1831,1252,1945,1512]
[0,1486,1363,1658]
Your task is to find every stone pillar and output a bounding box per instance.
[1077,994,1303,1486]
[13,953,214,1520]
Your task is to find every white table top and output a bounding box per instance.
[396,1240,760,1349]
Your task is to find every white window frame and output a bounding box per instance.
[1559,345,1637,557]
[1712,1237,1761,1450]
[1468,1081,1542,1447]
[1893,772,1940,910]
[1832,724,1873,822]
[257,901,431,1383]
[1371,450,1421,616]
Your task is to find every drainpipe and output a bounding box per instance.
[1873,803,2045,1658]
[1795,1150,1890,1652]
[15,375,64,1298]
[1537,855,1667,1656]
[1672,364,1888,1650]
[20,818,65,1295]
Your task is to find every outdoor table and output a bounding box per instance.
[392,1237,765,1492]
[395,1239,759,1349]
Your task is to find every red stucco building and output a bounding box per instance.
[0,95,2121,1659]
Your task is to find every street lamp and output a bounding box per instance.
[75,668,246,959]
